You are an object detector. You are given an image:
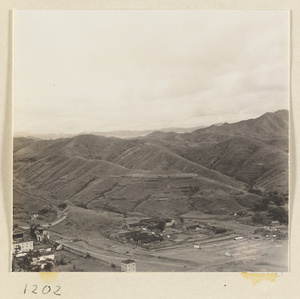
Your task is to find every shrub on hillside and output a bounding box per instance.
[58,203,67,209]
[251,212,267,225]
[268,206,288,224]
[38,206,50,215]
[266,191,285,206]
[157,220,166,232]
[253,197,270,212]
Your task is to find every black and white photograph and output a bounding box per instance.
[12,10,289,272]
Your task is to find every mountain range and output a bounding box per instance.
[14,125,206,140]
[13,110,288,218]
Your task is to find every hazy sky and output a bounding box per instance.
[13,10,289,135]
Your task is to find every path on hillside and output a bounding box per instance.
[20,207,68,230]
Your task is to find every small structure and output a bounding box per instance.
[32,254,55,270]
[32,254,55,263]
[13,232,24,242]
[56,244,63,251]
[193,245,200,249]
[31,214,38,220]
[119,231,163,244]
[165,219,176,227]
[121,259,136,272]
[35,228,50,242]
[13,229,34,255]
[129,223,144,228]
[187,224,200,231]
[271,220,280,226]
[234,236,243,240]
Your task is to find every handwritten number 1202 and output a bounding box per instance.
[24,284,61,296]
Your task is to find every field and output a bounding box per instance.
[42,207,288,272]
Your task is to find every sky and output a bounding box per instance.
[13,10,289,135]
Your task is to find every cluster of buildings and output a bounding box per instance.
[13,226,52,268]
[33,227,50,242]
[128,217,175,230]
[119,230,163,244]
[118,217,177,246]
[12,232,34,257]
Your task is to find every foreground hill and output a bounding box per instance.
[14,138,255,219]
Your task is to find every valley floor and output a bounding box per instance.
[44,209,288,272]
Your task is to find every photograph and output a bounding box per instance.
[12,10,289,272]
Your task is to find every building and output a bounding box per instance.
[31,214,39,220]
[35,228,50,242]
[13,232,24,242]
[271,220,280,226]
[13,230,33,255]
[121,259,136,272]
[165,219,176,227]
[32,254,55,270]
[13,241,33,254]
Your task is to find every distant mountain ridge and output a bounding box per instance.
[192,110,288,138]
[14,125,206,140]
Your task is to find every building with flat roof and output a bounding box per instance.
[121,259,136,272]
[13,240,33,254]
[13,232,24,242]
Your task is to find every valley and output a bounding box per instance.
[12,110,289,272]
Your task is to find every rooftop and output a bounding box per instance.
[121,259,136,264]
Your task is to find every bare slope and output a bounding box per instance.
[14,134,253,218]
[13,110,288,220]
[144,110,289,193]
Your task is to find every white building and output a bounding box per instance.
[121,259,136,272]
[32,254,55,269]
[13,241,33,254]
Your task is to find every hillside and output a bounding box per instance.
[144,110,289,194]
[13,110,288,225]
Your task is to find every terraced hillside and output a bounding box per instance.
[13,110,288,225]
[145,110,289,194]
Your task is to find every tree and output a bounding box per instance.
[43,260,53,272]
[253,197,270,211]
[58,257,67,266]
[157,220,166,232]
[30,224,39,238]
[251,213,265,224]
[267,191,285,206]
[17,251,42,272]
[58,202,67,209]
[268,206,288,224]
